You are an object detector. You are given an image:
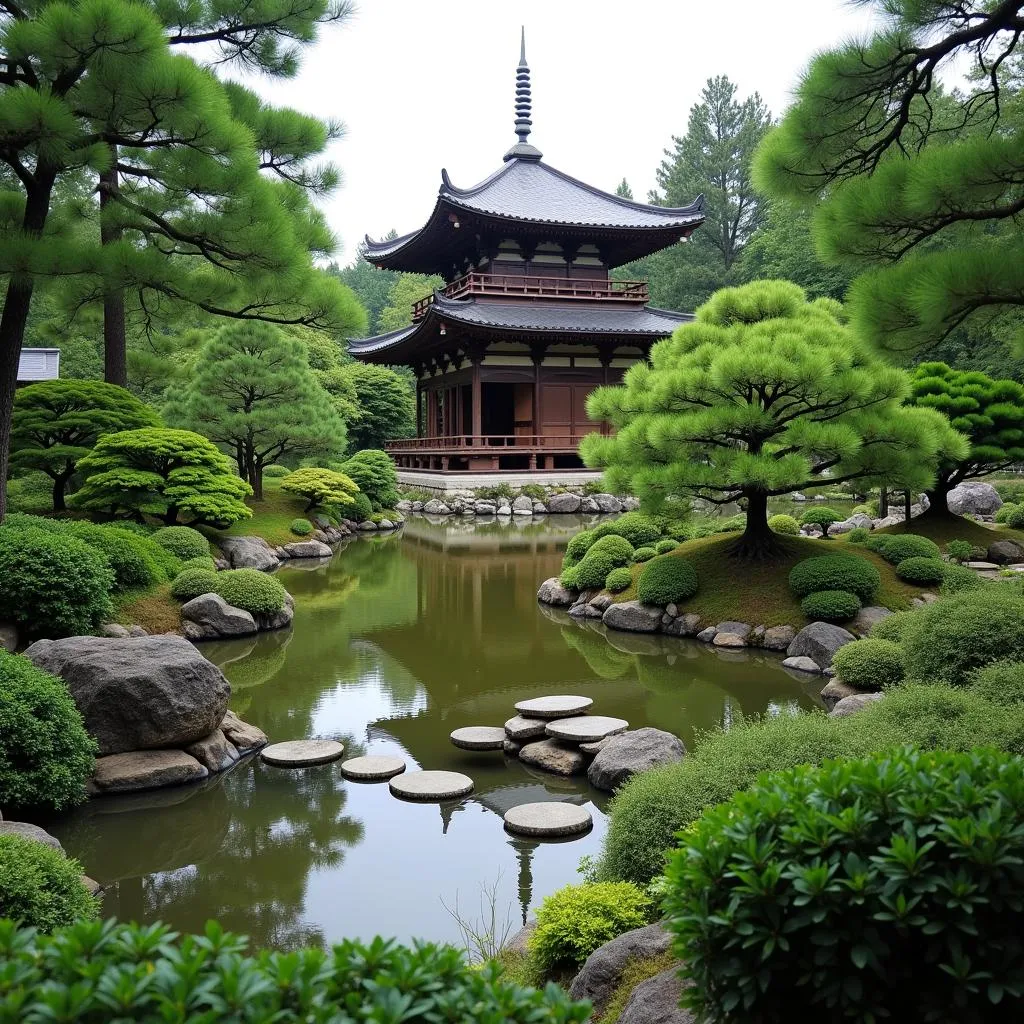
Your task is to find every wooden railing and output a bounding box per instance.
[386,434,581,451]
[411,272,648,320]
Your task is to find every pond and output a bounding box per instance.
[46,515,824,951]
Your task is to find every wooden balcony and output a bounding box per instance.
[411,272,649,321]
[385,434,587,472]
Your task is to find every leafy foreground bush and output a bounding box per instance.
[1005,504,1024,529]
[348,490,373,522]
[170,569,221,602]
[605,567,633,592]
[529,882,652,972]
[866,531,941,564]
[0,837,99,932]
[564,529,596,567]
[830,637,905,690]
[845,526,870,543]
[971,660,1024,706]
[941,563,985,595]
[767,513,799,535]
[179,555,217,572]
[799,589,860,622]
[946,539,973,563]
[664,748,1024,1023]
[0,652,96,811]
[0,921,590,1023]
[152,525,210,561]
[869,610,919,643]
[215,569,287,615]
[637,556,698,605]
[788,553,879,602]
[895,555,946,584]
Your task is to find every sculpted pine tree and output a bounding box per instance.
[581,281,967,558]
[280,468,358,511]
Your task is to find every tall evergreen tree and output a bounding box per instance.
[614,178,634,199]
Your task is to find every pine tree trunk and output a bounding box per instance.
[729,491,782,559]
[99,154,128,388]
[879,487,889,517]
[904,490,912,525]
[51,473,68,512]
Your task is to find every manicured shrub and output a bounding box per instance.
[940,562,984,594]
[339,449,399,510]
[0,837,99,932]
[564,529,596,567]
[767,513,799,535]
[865,531,941,564]
[788,553,880,602]
[348,490,373,522]
[664,748,1024,1024]
[995,502,1018,524]
[152,525,210,561]
[559,565,580,590]
[280,467,359,512]
[170,568,220,601]
[654,538,678,554]
[799,505,842,529]
[290,517,313,536]
[851,503,873,515]
[0,527,113,637]
[62,523,162,591]
[799,589,861,622]
[573,535,635,589]
[179,555,217,572]
[631,546,655,563]
[263,464,291,478]
[895,555,946,584]
[637,556,699,605]
[529,882,652,972]
[971,660,1024,706]
[845,526,869,543]
[592,511,662,547]
[605,567,633,592]
[945,539,973,563]
[869,609,919,643]
[0,652,96,811]
[830,637,904,690]
[215,569,287,615]
[1005,504,1024,528]
[0,921,589,1022]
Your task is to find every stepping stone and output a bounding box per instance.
[261,739,344,768]
[389,770,474,801]
[545,716,629,744]
[450,726,506,751]
[504,802,593,838]
[514,695,593,720]
[504,715,548,741]
[966,561,999,570]
[340,755,406,781]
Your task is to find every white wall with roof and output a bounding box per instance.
[17,348,60,382]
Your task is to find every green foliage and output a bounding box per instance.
[529,883,653,972]
[153,526,210,561]
[654,539,678,554]
[605,567,633,593]
[592,512,663,547]
[5,472,53,514]
[289,518,313,536]
[767,513,799,535]
[665,748,1024,1023]
[72,429,252,527]
[845,526,870,543]
[865,532,942,564]
[575,536,635,590]
[262,465,291,479]
[788,554,879,602]
[560,565,580,590]
[348,491,373,522]
[339,450,399,512]
[179,556,217,572]
[0,527,113,637]
[170,569,220,602]
[799,589,861,622]
[798,506,842,530]
[995,502,1018,524]
[869,610,919,644]
[377,273,445,332]
[631,546,656,564]
[280,467,358,512]
[971,660,1024,707]
[1005,505,1024,529]
[637,556,699,605]
[830,638,905,690]
[945,539,974,563]
[321,362,415,452]
[895,556,946,585]
[940,563,985,595]
[0,652,96,812]
[0,837,99,932]
[215,569,286,615]
[564,530,596,568]
[0,922,589,1022]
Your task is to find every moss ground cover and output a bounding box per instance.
[208,479,313,547]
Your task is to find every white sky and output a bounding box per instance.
[248,0,880,265]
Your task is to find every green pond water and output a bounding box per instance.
[46,515,824,951]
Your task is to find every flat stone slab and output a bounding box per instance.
[0,821,63,851]
[504,802,593,838]
[261,739,344,767]
[450,726,506,750]
[340,755,406,780]
[514,695,594,719]
[505,715,548,741]
[389,770,474,801]
[782,655,821,673]
[92,749,208,793]
[546,716,629,744]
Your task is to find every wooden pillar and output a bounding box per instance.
[471,354,482,443]
[416,380,423,437]
[427,388,437,438]
[531,343,545,445]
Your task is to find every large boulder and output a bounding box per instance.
[281,539,332,559]
[569,923,673,1016]
[547,492,582,513]
[91,749,208,793]
[988,538,1024,564]
[786,621,856,670]
[617,967,694,1024]
[588,728,686,793]
[255,592,295,632]
[947,481,1003,516]
[603,601,663,633]
[761,624,797,650]
[0,820,63,851]
[184,728,239,772]
[537,577,577,607]
[423,499,451,515]
[849,605,892,636]
[512,495,534,515]
[24,635,231,756]
[518,738,586,776]
[829,692,885,718]
[218,535,279,571]
[180,593,257,639]
[593,493,624,513]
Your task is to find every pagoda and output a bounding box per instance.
[350,32,705,478]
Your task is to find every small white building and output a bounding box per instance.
[17,348,60,384]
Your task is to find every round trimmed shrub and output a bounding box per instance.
[170,568,220,601]
[179,555,217,572]
[0,836,99,932]
[592,511,662,547]
[348,491,373,522]
[830,638,905,690]
[574,535,634,589]
[290,517,313,536]
[995,502,1018,524]
[940,563,984,595]
[865,532,941,564]
[637,556,699,605]
[0,652,96,811]
[971,659,1024,706]
[845,526,869,544]
[895,556,946,585]
[903,586,1024,686]
[945,539,973,563]
[152,525,210,561]
[654,539,678,554]
[767,513,800,535]
[1005,504,1024,528]
[564,529,596,567]
[605,567,633,592]
[851,503,873,515]
[664,748,1024,1024]
[589,534,634,563]
[869,610,919,644]
[63,523,161,591]
[788,554,880,603]
[800,589,861,622]
[631,546,656,563]
[0,528,113,637]
[799,505,842,529]
[215,569,287,615]
[528,882,652,972]
[263,464,291,478]
[559,565,580,590]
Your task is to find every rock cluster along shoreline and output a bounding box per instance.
[397,492,639,517]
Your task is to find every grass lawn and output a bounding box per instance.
[611,534,925,627]
[111,583,183,634]
[205,479,312,548]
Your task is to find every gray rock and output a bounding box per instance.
[282,539,332,559]
[533,501,547,514]
[988,539,1024,564]
[712,632,747,648]
[820,678,862,709]
[25,635,230,755]
[786,621,856,669]
[256,592,295,632]
[716,621,752,639]
[496,503,513,516]
[100,623,130,638]
[92,749,208,792]
[422,499,450,514]
[505,715,548,742]
[379,519,395,530]
[579,738,610,755]
[948,481,1003,516]
[537,577,577,607]
[357,520,377,530]
[546,492,582,513]
[792,492,807,501]
[180,593,257,638]
[518,738,586,776]
[262,739,345,767]
[503,738,522,757]
[695,626,717,643]
[603,601,663,633]
[569,600,603,619]
[590,593,613,613]
[802,524,824,538]
[830,692,885,717]
[474,500,497,515]
[873,515,903,529]
[0,621,17,652]
[569,923,673,1016]
[581,496,600,514]
[0,820,63,850]
[587,728,686,793]
[782,655,821,673]
[663,613,702,637]
[220,710,267,752]
[218,535,279,571]
[184,728,239,772]
[512,495,534,514]
[617,966,693,1024]
[623,496,641,510]
[850,605,893,636]
[762,624,797,650]
[127,625,148,637]
[507,921,536,954]
[594,493,623,513]
[504,802,592,837]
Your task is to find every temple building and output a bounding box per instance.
[350,33,704,482]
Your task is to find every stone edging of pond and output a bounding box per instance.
[397,493,639,517]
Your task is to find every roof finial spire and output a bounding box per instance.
[504,27,543,162]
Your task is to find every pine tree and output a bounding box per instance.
[324,363,416,452]
[614,178,634,199]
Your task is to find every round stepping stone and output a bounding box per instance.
[450,726,506,750]
[545,716,628,744]
[390,770,474,801]
[340,755,406,781]
[261,739,344,767]
[504,715,548,741]
[504,802,593,838]
[514,695,593,720]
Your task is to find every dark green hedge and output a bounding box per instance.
[637,556,698,605]
[799,588,861,622]
[788,553,880,602]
